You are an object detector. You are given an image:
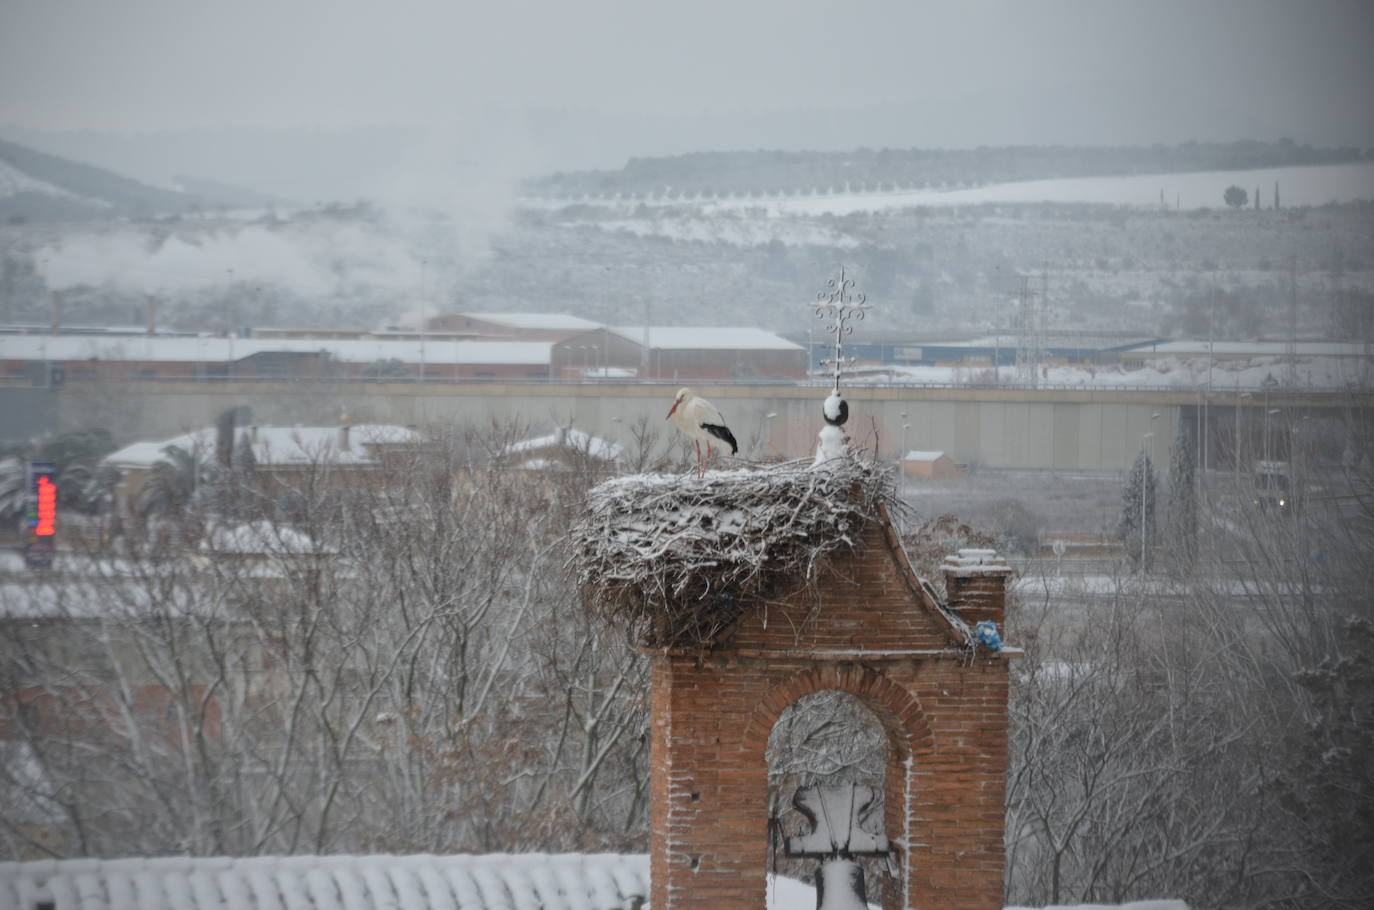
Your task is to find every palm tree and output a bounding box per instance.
[0,457,26,524]
[137,445,215,516]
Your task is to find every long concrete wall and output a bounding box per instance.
[47,379,1365,473]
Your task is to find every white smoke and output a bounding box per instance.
[35,220,425,298]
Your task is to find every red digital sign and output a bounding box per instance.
[35,475,56,536]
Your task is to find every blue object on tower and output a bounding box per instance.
[974,621,1002,652]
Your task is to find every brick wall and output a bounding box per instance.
[647,519,1013,910]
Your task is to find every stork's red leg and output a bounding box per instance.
[695,439,702,477]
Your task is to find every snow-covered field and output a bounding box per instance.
[0,158,91,203]
[759,162,1374,215]
[529,162,1374,215]
[564,213,861,249]
[847,353,1370,390]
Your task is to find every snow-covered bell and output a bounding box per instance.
[974,620,1002,651]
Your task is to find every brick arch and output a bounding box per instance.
[741,664,933,760]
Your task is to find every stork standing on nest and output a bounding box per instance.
[667,387,738,476]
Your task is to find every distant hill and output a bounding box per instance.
[0,137,202,220]
[527,139,1373,200]
[172,174,284,210]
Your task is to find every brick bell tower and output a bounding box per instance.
[645,515,1014,910]
[573,458,1015,910]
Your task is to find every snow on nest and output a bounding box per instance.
[570,458,896,648]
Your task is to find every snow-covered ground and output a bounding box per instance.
[565,213,861,249]
[0,158,93,203]
[528,162,1374,215]
[845,353,1370,390]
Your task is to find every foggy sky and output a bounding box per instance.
[2,0,1372,188]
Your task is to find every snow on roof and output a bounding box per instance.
[200,521,318,555]
[942,548,1013,577]
[0,335,552,366]
[503,427,624,462]
[0,853,650,910]
[607,326,804,351]
[460,312,602,330]
[1122,340,1368,357]
[103,424,423,470]
[903,450,948,462]
[0,850,1185,910]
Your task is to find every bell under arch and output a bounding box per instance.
[767,688,895,907]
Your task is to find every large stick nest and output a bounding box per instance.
[569,458,899,649]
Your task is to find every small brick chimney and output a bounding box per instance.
[941,548,1013,628]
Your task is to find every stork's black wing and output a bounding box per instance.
[701,423,738,455]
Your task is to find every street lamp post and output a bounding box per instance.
[1142,429,1155,570]
[1236,391,1252,475]
[1141,411,1159,570]
[1265,408,1280,463]
[898,411,909,472]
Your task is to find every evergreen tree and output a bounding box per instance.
[1274,180,1281,209]
[1119,450,1157,570]
[1167,431,1198,569]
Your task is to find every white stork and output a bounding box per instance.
[666,387,738,476]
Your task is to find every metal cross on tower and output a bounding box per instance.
[813,266,870,396]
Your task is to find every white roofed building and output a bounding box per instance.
[901,449,963,479]
[551,326,807,381]
[498,426,624,474]
[0,335,553,383]
[428,312,603,342]
[101,422,426,521]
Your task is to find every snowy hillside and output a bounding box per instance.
[0,158,88,203]
[525,162,1374,215]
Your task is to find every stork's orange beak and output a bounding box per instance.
[666,400,679,419]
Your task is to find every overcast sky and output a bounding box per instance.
[2,0,1372,190]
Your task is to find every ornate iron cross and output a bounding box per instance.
[813,266,870,395]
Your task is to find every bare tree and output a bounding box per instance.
[0,421,649,860]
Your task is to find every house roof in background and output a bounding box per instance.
[0,851,1188,910]
[503,427,623,462]
[1122,340,1367,356]
[102,424,423,469]
[0,853,649,910]
[460,312,602,331]
[607,326,803,351]
[0,336,553,365]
